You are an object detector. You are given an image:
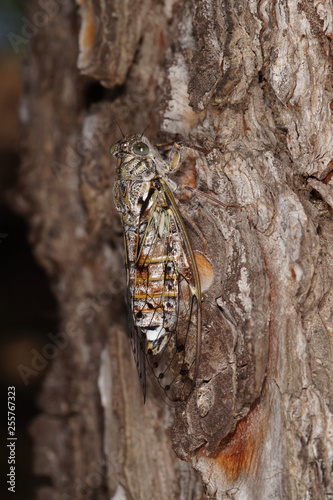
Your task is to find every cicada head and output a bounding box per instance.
[110,134,161,181]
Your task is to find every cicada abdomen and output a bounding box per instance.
[110,134,201,405]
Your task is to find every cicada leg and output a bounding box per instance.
[176,187,244,258]
[153,142,183,173]
[164,142,243,211]
[173,202,209,255]
[181,184,243,210]
[169,143,182,172]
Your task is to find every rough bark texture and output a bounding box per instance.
[16,0,333,499]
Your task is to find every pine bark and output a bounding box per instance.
[16,0,333,499]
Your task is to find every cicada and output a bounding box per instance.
[110,133,201,405]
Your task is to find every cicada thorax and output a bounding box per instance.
[111,134,201,404]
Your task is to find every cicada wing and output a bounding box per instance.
[135,183,201,406]
[124,234,147,401]
[145,288,201,406]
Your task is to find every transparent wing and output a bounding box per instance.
[123,232,147,401]
[132,180,201,406]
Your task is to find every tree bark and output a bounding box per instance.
[16,0,333,499]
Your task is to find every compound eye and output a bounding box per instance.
[133,141,149,156]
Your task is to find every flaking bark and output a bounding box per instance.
[16,0,333,499]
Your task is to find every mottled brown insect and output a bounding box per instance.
[110,134,201,404]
